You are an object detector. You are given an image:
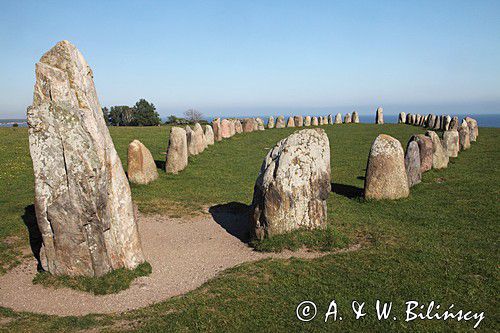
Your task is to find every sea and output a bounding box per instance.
[2,114,500,128]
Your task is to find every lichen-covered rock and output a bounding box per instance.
[268,116,275,129]
[409,134,433,173]
[364,134,409,200]
[250,129,330,240]
[242,118,255,132]
[375,107,384,124]
[425,131,449,169]
[458,121,471,150]
[344,113,351,123]
[294,115,303,127]
[287,116,295,127]
[212,118,222,141]
[465,117,478,142]
[166,127,188,174]
[399,112,406,124]
[27,40,144,276]
[335,113,342,124]
[275,115,285,128]
[352,111,360,123]
[128,140,158,185]
[442,130,459,157]
[255,117,265,131]
[405,141,421,187]
[304,116,311,126]
[312,116,319,126]
[204,124,215,145]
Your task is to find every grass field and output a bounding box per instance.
[0,123,498,332]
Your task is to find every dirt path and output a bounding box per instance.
[0,212,359,316]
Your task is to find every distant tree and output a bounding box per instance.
[101,106,110,125]
[184,109,203,123]
[109,106,133,126]
[12,123,19,127]
[132,99,160,126]
[165,115,189,125]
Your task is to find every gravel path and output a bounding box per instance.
[0,212,359,316]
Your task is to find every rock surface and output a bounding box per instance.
[449,116,459,131]
[250,129,330,240]
[425,131,449,169]
[375,107,384,124]
[294,115,303,127]
[242,118,255,132]
[465,117,478,142]
[344,113,351,123]
[220,119,232,138]
[458,122,471,150]
[304,116,311,126]
[255,118,265,131]
[212,118,222,141]
[166,127,188,174]
[127,140,159,185]
[328,114,333,124]
[287,116,295,127]
[312,116,319,126]
[404,141,421,187]
[364,134,409,200]
[408,134,433,173]
[193,123,207,152]
[185,126,198,156]
[26,40,144,276]
[204,124,215,145]
[268,116,275,129]
[352,111,360,123]
[399,112,406,124]
[442,130,459,157]
[275,116,285,128]
[335,113,342,124]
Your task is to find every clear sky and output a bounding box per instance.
[1,0,499,118]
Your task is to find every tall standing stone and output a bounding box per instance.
[458,121,471,150]
[443,115,451,131]
[406,113,413,124]
[344,113,352,124]
[294,115,304,127]
[319,116,324,125]
[425,131,449,169]
[408,134,433,173]
[268,116,275,129]
[128,140,159,185]
[405,141,421,187]
[352,111,360,123]
[465,117,478,142]
[304,116,311,126]
[442,130,459,157]
[287,116,295,127]
[220,119,232,138]
[234,119,243,133]
[328,114,333,124]
[26,40,144,276]
[449,116,459,131]
[322,116,328,125]
[193,123,207,151]
[399,112,406,124]
[256,117,265,131]
[335,113,342,124]
[312,116,319,126]
[250,129,330,240]
[364,134,409,200]
[185,126,198,155]
[375,107,384,124]
[275,115,285,128]
[166,127,188,174]
[204,124,215,145]
[212,118,222,142]
[242,118,255,132]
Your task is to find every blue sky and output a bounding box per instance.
[1,0,499,118]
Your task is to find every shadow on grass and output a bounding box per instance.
[154,160,165,169]
[21,205,44,271]
[331,183,363,199]
[209,202,252,244]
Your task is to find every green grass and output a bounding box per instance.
[32,262,152,295]
[0,123,498,332]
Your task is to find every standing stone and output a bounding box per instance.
[465,117,478,142]
[425,131,449,169]
[323,116,328,125]
[408,134,433,173]
[253,119,259,131]
[185,126,198,155]
[204,124,215,145]
[404,141,421,187]
[128,140,159,185]
[352,111,360,123]
[399,112,406,124]
[411,114,417,125]
[234,119,243,134]
[212,118,222,142]
[375,107,384,124]
[193,123,207,151]
[344,113,352,124]
[250,129,330,240]
[275,116,285,128]
[294,115,304,127]
[449,116,459,131]
[364,134,409,200]
[166,127,188,174]
[458,122,471,150]
[426,114,435,128]
[287,116,295,127]
[318,116,324,125]
[220,119,232,138]
[433,116,441,130]
[242,118,255,132]
[256,118,265,131]
[443,115,451,131]
[335,113,342,124]
[312,116,319,126]
[442,130,459,157]
[304,116,311,126]
[26,40,144,276]
[268,116,275,129]
[406,113,413,124]
[229,120,236,136]
[328,114,333,124]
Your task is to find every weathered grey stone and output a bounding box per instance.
[287,116,295,127]
[304,116,311,126]
[166,126,188,174]
[328,114,333,124]
[465,117,478,142]
[322,116,328,125]
[234,119,243,133]
[405,141,421,187]
[415,114,421,126]
[193,123,207,151]
[294,115,303,127]
[449,116,459,131]
[443,115,451,131]
[220,119,232,138]
[458,121,471,150]
[408,134,433,173]
[312,116,319,126]
[344,113,351,123]
[406,113,413,124]
[399,112,406,124]
[27,40,144,276]
[334,113,342,124]
[411,114,417,125]
[268,116,275,129]
[253,118,259,131]
[204,124,215,145]
[275,115,285,128]
[212,118,222,141]
[229,120,236,136]
[375,107,384,124]
[442,130,459,157]
[185,126,198,156]
[352,111,360,123]
[425,131,449,169]
[426,114,435,128]
[243,118,255,132]
[128,140,158,185]
[364,134,409,200]
[256,117,265,131]
[250,128,330,240]
[433,116,441,130]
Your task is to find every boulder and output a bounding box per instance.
[415,114,421,126]
[204,124,215,145]
[318,116,324,125]
[425,131,449,169]
[275,115,285,128]
[323,116,328,124]
[433,116,441,130]
[375,107,384,124]
[344,113,351,123]
[458,121,471,150]
[185,126,198,155]
[166,127,188,174]
[465,117,478,142]
[409,134,433,173]
[250,128,330,240]
[234,119,243,133]
[26,40,144,276]
[220,119,232,138]
[229,120,236,136]
[212,118,222,141]
[334,113,342,124]
[304,116,311,126]
[193,123,207,151]
[411,114,416,125]
[352,111,360,123]
[128,140,159,185]
[364,134,409,200]
[399,112,406,124]
[287,116,295,127]
[294,115,304,127]
[243,118,255,132]
[253,118,259,131]
[405,141,421,187]
[449,116,459,131]
[426,114,435,128]
[443,115,451,131]
[442,130,459,157]
[312,116,319,126]
[328,114,333,124]
[256,117,265,131]
[268,116,275,129]
[406,113,413,124]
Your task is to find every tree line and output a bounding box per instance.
[102,99,161,126]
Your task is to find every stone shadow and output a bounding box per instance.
[22,205,44,271]
[155,160,166,170]
[209,202,252,243]
[331,183,363,199]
